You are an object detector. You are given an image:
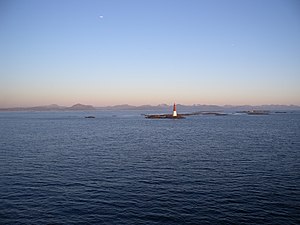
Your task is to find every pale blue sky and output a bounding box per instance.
[1,0,300,107]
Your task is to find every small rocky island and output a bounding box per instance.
[144,103,227,119]
[144,111,227,119]
[237,110,270,115]
[145,114,185,119]
[85,116,95,118]
[145,103,185,119]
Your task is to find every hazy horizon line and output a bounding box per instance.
[1,102,300,109]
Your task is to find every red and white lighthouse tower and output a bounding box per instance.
[172,103,177,117]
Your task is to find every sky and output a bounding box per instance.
[0,0,300,107]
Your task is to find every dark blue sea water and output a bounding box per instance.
[0,111,300,224]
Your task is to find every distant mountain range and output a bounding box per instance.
[0,103,300,111]
[0,103,95,111]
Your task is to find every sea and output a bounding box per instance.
[0,110,299,225]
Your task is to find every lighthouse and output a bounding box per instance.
[172,103,177,117]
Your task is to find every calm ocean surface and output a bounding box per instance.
[0,111,299,224]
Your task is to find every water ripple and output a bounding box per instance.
[0,112,300,224]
